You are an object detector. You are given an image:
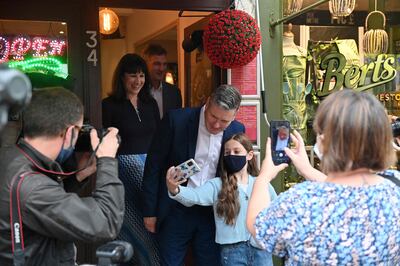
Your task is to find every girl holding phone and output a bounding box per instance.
[166,133,276,266]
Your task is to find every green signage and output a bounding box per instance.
[318,52,396,97]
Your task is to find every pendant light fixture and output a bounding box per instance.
[283,0,303,16]
[363,0,388,55]
[99,8,119,35]
[329,0,356,18]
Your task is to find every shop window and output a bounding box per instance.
[0,19,69,88]
[309,25,359,46]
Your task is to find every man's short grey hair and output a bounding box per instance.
[278,126,289,132]
[209,84,242,111]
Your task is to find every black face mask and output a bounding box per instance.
[224,155,247,174]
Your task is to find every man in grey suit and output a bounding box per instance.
[144,44,182,118]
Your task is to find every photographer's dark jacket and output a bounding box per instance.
[0,139,125,266]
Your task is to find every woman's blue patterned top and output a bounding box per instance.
[255,180,400,265]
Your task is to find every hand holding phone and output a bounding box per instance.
[175,159,201,180]
[270,120,291,165]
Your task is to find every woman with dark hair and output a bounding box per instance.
[247,89,400,265]
[102,53,160,266]
[166,133,276,266]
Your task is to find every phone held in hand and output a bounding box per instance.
[270,120,291,165]
[175,159,201,180]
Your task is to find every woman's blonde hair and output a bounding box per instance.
[313,89,395,173]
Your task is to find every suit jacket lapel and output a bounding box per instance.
[188,108,201,159]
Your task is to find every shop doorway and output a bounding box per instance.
[98,8,220,108]
[99,9,181,101]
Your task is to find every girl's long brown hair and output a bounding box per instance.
[216,133,259,225]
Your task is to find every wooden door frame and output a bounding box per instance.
[99,0,232,11]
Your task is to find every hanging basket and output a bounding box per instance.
[363,11,388,55]
[203,9,261,69]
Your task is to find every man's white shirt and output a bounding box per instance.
[188,106,223,188]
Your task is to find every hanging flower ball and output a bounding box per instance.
[203,9,261,69]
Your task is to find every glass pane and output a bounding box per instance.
[310,25,359,46]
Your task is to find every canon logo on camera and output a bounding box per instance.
[13,222,20,244]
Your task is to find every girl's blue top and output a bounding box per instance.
[170,175,277,245]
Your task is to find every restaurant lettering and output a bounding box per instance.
[319,52,396,97]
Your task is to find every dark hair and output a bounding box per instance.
[216,133,258,225]
[110,53,152,103]
[23,87,83,138]
[314,89,395,173]
[143,44,167,57]
[210,84,242,111]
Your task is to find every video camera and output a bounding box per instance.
[0,65,32,131]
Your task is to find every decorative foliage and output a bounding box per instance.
[203,9,261,69]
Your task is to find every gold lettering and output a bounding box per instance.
[382,56,396,80]
[321,53,396,96]
[358,62,375,86]
[372,55,385,83]
[344,66,360,88]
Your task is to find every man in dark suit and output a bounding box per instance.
[144,44,182,118]
[142,85,245,266]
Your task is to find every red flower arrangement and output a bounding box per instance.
[203,9,261,69]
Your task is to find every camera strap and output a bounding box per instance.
[9,171,38,266]
[17,139,102,178]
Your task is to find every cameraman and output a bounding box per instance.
[0,87,124,265]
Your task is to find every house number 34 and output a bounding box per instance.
[85,30,98,67]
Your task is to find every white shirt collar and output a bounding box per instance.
[151,82,163,91]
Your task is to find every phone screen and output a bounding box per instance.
[270,120,291,165]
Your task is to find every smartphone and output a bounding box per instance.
[175,159,201,180]
[270,120,291,165]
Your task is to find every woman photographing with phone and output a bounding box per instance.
[166,133,276,266]
[247,89,400,264]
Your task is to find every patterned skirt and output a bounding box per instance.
[117,154,160,266]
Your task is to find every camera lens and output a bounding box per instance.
[75,124,95,152]
[187,161,193,166]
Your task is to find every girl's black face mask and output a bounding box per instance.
[223,155,247,174]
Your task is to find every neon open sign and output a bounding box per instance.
[0,35,67,63]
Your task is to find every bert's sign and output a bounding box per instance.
[318,53,396,97]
